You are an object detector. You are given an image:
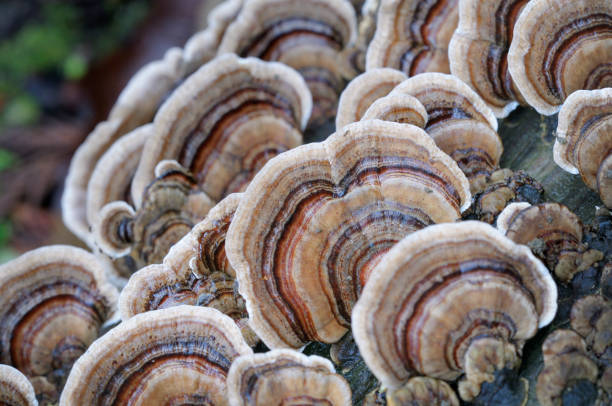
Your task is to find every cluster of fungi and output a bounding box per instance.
[1,0,611,405]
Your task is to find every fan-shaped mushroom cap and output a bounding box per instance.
[391,73,502,191]
[536,329,599,406]
[119,193,258,345]
[0,246,118,403]
[94,161,215,275]
[85,124,151,229]
[60,305,251,405]
[497,202,585,281]
[449,0,528,118]
[218,0,357,125]
[226,119,470,349]
[352,221,557,392]
[361,93,428,128]
[336,68,407,130]
[553,88,612,207]
[227,349,351,406]
[0,365,37,406]
[571,295,612,358]
[508,0,612,115]
[132,54,311,207]
[387,376,459,406]
[366,0,458,75]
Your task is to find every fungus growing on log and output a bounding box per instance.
[226,119,470,349]
[227,349,352,405]
[60,306,252,405]
[0,246,118,403]
[352,221,557,401]
[508,0,612,115]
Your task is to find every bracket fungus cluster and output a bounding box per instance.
[507,0,612,115]
[0,365,37,406]
[227,349,352,405]
[554,88,612,208]
[497,202,603,282]
[219,0,358,125]
[449,0,528,117]
[119,193,258,346]
[0,246,118,403]
[226,119,470,349]
[386,376,459,406]
[60,306,252,405]
[352,221,557,401]
[366,0,458,75]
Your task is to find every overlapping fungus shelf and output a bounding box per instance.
[59,306,252,405]
[508,0,612,115]
[335,68,407,130]
[553,88,612,208]
[352,221,557,401]
[386,377,459,406]
[449,0,528,117]
[131,54,311,206]
[0,246,118,404]
[119,193,258,346]
[0,365,37,406]
[93,161,215,276]
[218,0,357,126]
[227,349,352,405]
[226,119,470,349]
[389,73,503,191]
[366,0,458,75]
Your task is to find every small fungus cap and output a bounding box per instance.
[227,349,351,405]
[0,365,38,406]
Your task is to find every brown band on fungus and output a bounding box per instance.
[336,68,407,130]
[0,365,38,406]
[219,0,357,126]
[554,88,612,207]
[227,349,351,405]
[132,54,311,207]
[0,246,118,403]
[508,0,612,115]
[366,0,458,75]
[226,119,470,349]
[571,295,612,358]
[536,329,599,406]
[497,202,588,282]
[361,92,428,128]
[449,0,528,117]
[391,73,502,192]
[119,193,258,346]
[387,376,459,406]
[60,306,252,405]
[352,221,556,398]
[94,161,215,276]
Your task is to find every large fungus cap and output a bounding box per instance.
[366,0,458,75]
[119,193,258,346]
[219,0,357,125]
[352,221,557,395]
[387,376,459,406]
[227,349,351,405]
[0,365,37,406]
[497,202,585,281]
[508,0,612,115]
[391,73,502,191]
[60,305,252,405]
[0,246,118,403]
[132,54,311,207]
[553,88,612,207]
[335,68,407,130]
[94,161,215,275]
[449,0,528,117]
[226,119,470,349]
[85,124,152,229]
[536,329,599,406]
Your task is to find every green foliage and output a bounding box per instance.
[0,148,18,171]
